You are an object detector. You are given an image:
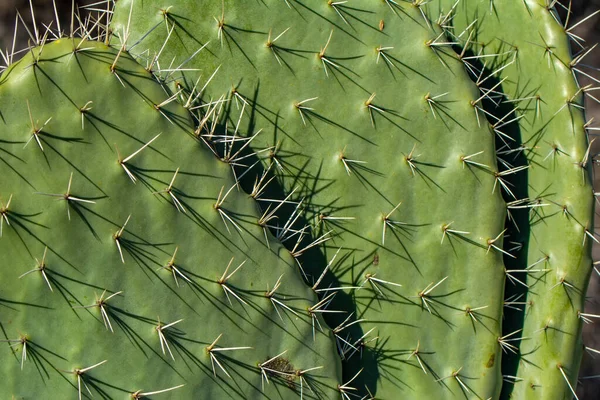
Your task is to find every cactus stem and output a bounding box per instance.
[131,384,185,399]
[156,318,184,360]
[543,144,565,161]
[19,246,53,292]
[111,215,131,263]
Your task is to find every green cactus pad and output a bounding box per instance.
[112,1,511,398]
[0,39,341,398]
[428,0,595,398]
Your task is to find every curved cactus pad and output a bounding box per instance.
[0,39,341,398]
[429,0,596,398]
[112,0,511,398]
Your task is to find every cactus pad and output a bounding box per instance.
[0,39,341,398]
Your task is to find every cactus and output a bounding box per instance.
[0,39,341,398]
[109,1,510,399]
[0,0,596,398]
[425,1,596,398]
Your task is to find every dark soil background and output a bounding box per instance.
[1,0,600,398]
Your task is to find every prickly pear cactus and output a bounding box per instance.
[1,0,595,398]
[0,39,341,398]
[427,1,596,398]
[111,1,514,398]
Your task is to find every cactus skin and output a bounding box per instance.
[0,39,341,398]
[111,1,512,398]
[428,1,596,398]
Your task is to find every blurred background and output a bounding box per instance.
[1,0,600,397]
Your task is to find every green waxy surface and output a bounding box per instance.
[0,39,341,398]
[112,1,510,398]
[429,0,595,398]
